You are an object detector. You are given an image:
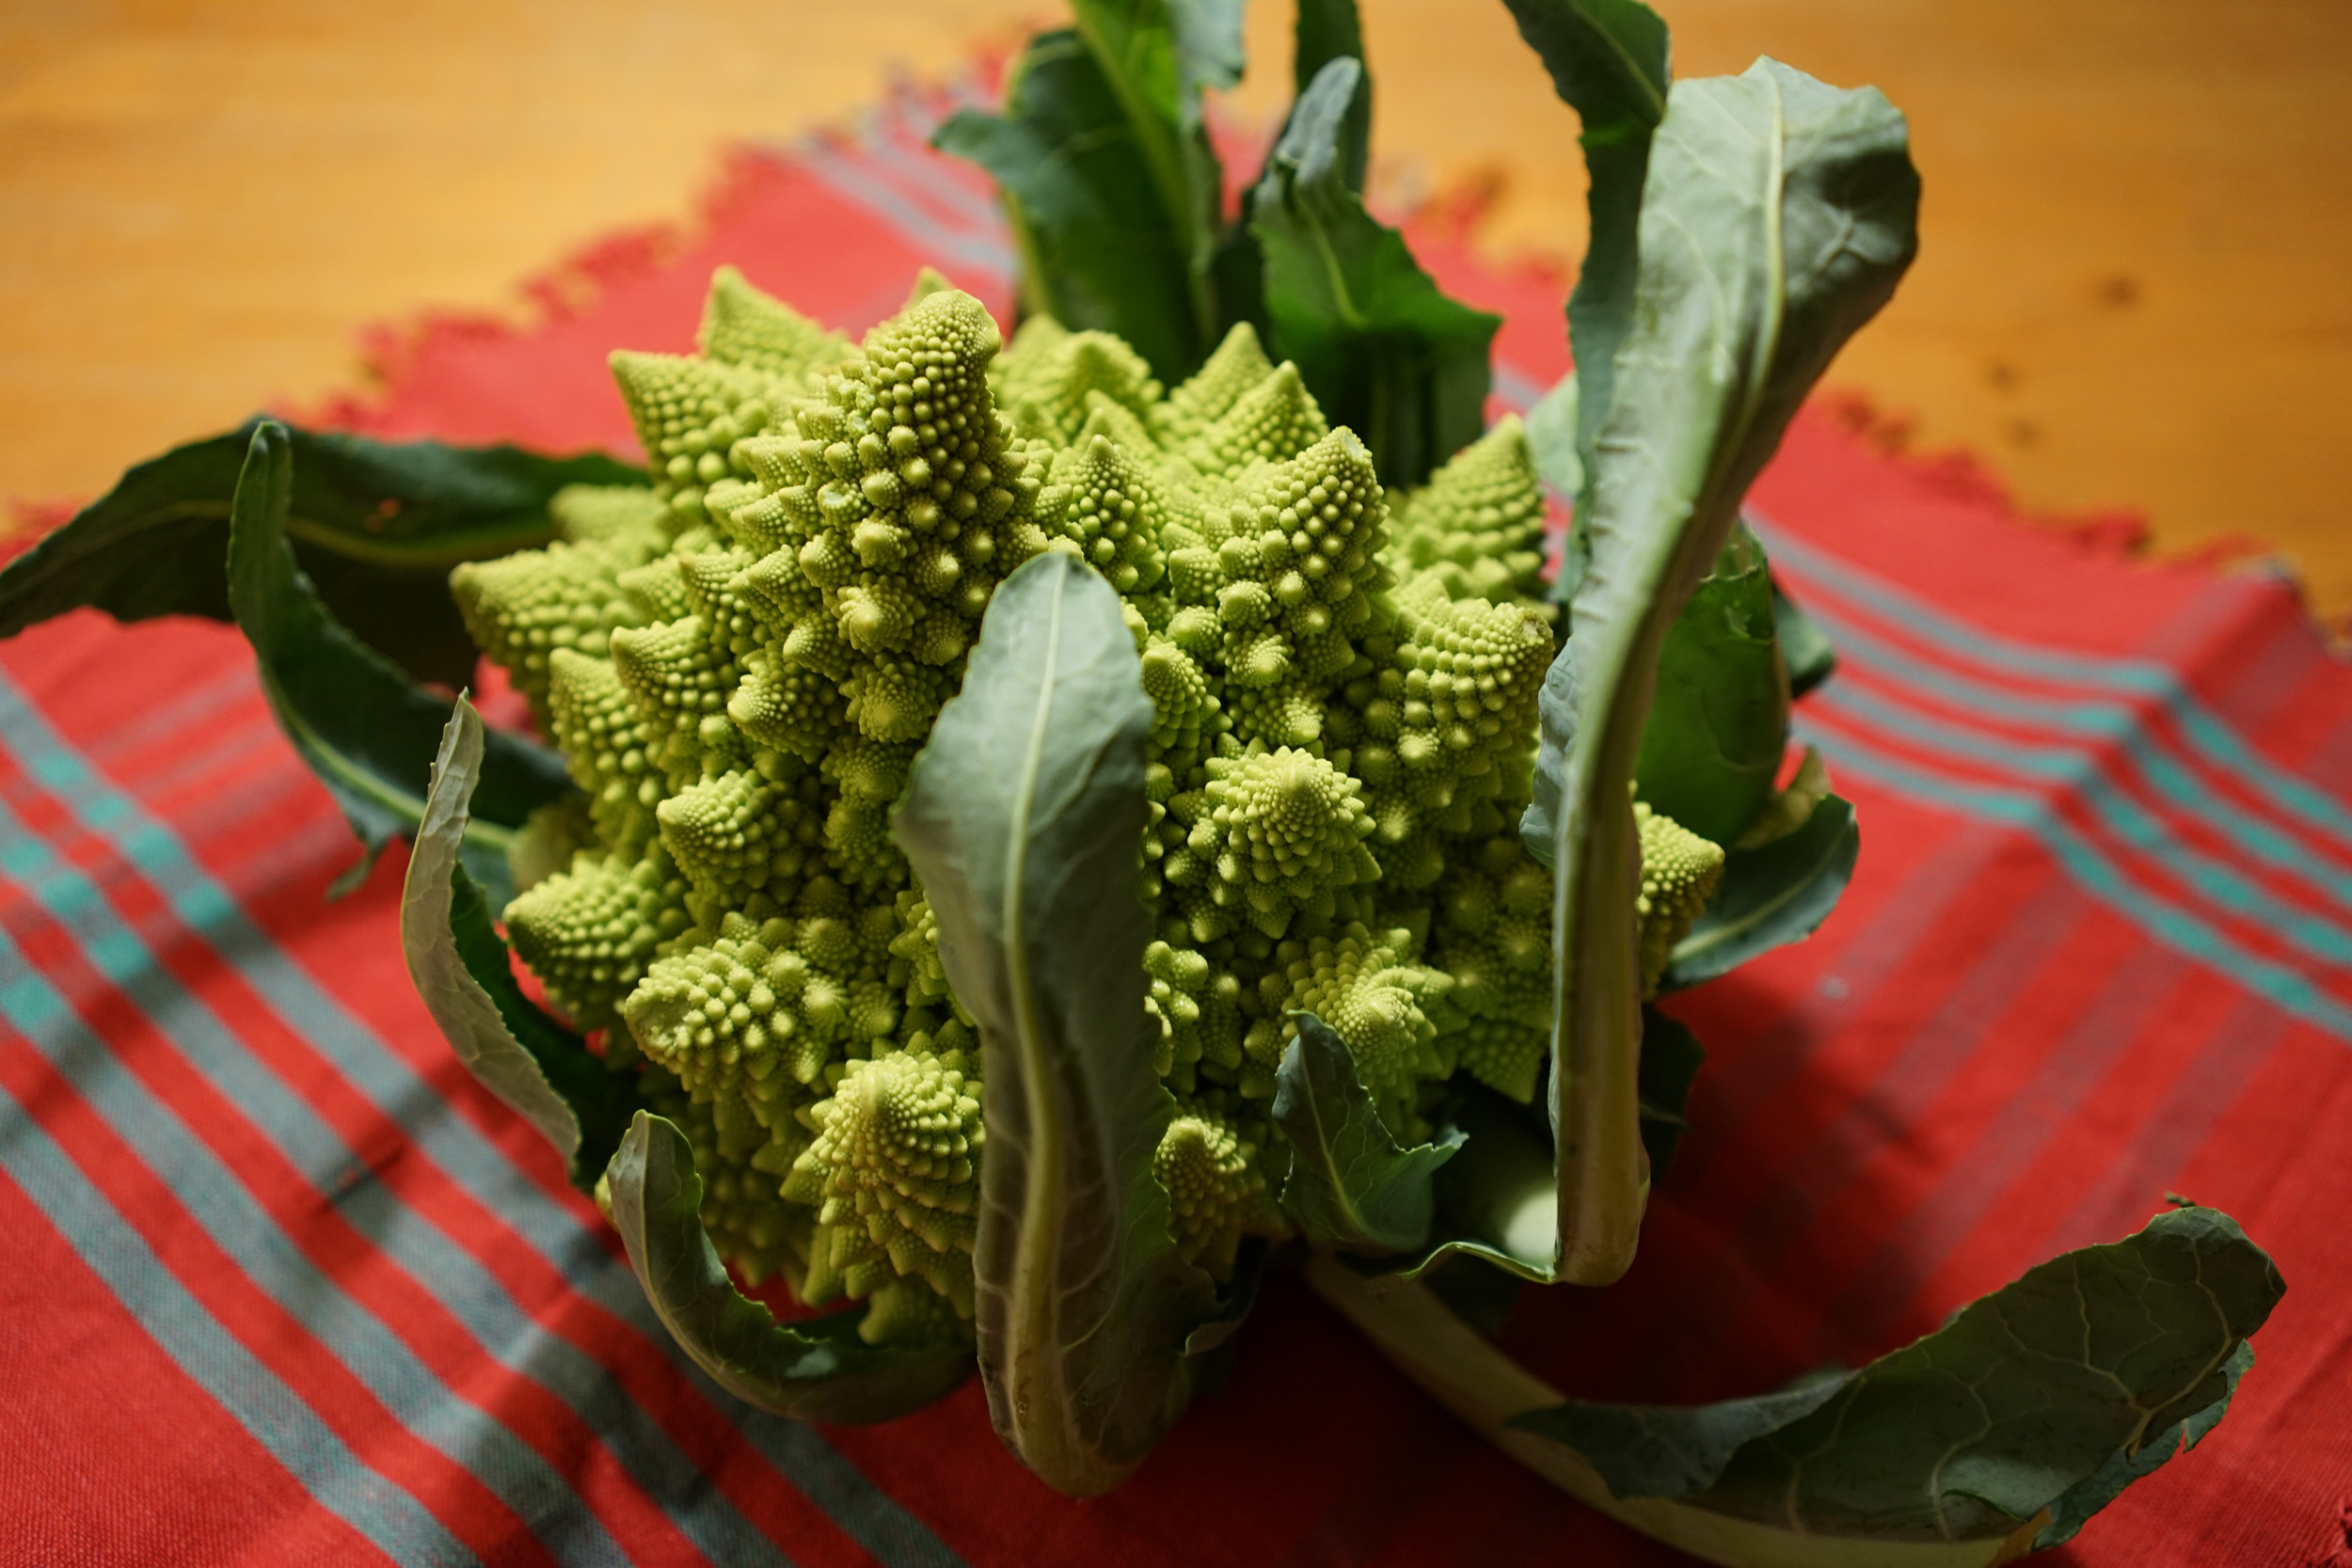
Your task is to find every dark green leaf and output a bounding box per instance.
[1294,0,1372,193]
[605,1111,974,1424]
[1073,0,1244,338]
[1206,191,1270,345]
[893,551,1216,1497]
[1502,0,1670,604]
[1773,574,1839,698]
[1250,57,1502,486]
[1511,1205,2284,1544]
[1520,1373,1849,1504]
[1181,1237,1271,1360]
[1635,522,1790,846]
[938,0,1242,380]
[1662,793,1858,990]
[1635,1006,1705,1180]
[1272,1011,1463,1254]
[401,698,639,1187]
[2034,1342,2253,1548]
[224,422,575,900]
[1519,60,1918,1286]
[937,32,1202,380]
[1205,0,1370,349]
[1073,0,1248,111]
[0,417,641,688]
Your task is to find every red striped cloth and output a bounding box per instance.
[6,84,2349,1568]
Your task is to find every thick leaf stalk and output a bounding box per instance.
[1524,60,1919,1286]
[1313,1203,2283,1566]
[1500,0,1673,597]
[896,553,1218,1497]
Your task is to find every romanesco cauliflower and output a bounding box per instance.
[453,271,1724,1338]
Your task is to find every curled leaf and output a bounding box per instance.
[1526,61,1918,1286]
[1662,792,1858,991]
[223,422,574,901]
[894,552,1216,1497]
[605,1113,973,1424]
[401,698,636,1187]
[1273,1011,1463,1255]
[0,417,638,687]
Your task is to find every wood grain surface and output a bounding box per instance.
[4,0,2348,619]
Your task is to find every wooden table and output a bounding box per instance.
[6,0,2349,622]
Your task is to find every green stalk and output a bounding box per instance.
[1302,1258,2045,1568]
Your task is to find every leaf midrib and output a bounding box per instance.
[1007,570,1070,1419]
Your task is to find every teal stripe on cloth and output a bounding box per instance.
[1793,711,2352,1042]
[0,1091,473,1565]
[0,668,970,1568]
[797,142,1017,278]
[0,922,640,1566]
[1816,682,2352,970]
[0,792,790,1568]
[1795,595,2352,913]
[1758,516,2352,851]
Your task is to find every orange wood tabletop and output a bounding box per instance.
[5,0,2348,621]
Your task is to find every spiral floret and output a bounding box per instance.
[503,848,691,1033]
[1155,1100,1277,1278]
[783,1047,983,1316]
[1386,415,1549,608]
[1168,747,1379,942]
[1151,322,1275,449]
[1270,925,1451,1116]
[451,535,660,724]
[1635,801,1727,998]
[993,316,1163,447]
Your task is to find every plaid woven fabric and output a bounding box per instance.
[5,90,2348,1568]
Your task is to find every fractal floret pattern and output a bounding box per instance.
[1634,801,1726,999]
[463,270,1715,1340]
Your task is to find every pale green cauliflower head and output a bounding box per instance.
[453,272,1724,1334]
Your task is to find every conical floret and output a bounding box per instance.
[697,264,846,380]
[1636,802,1725,997]
[1152,321,1275,448]
[1388,414,1549,607]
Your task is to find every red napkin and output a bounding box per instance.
[4,80,2347,1568]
